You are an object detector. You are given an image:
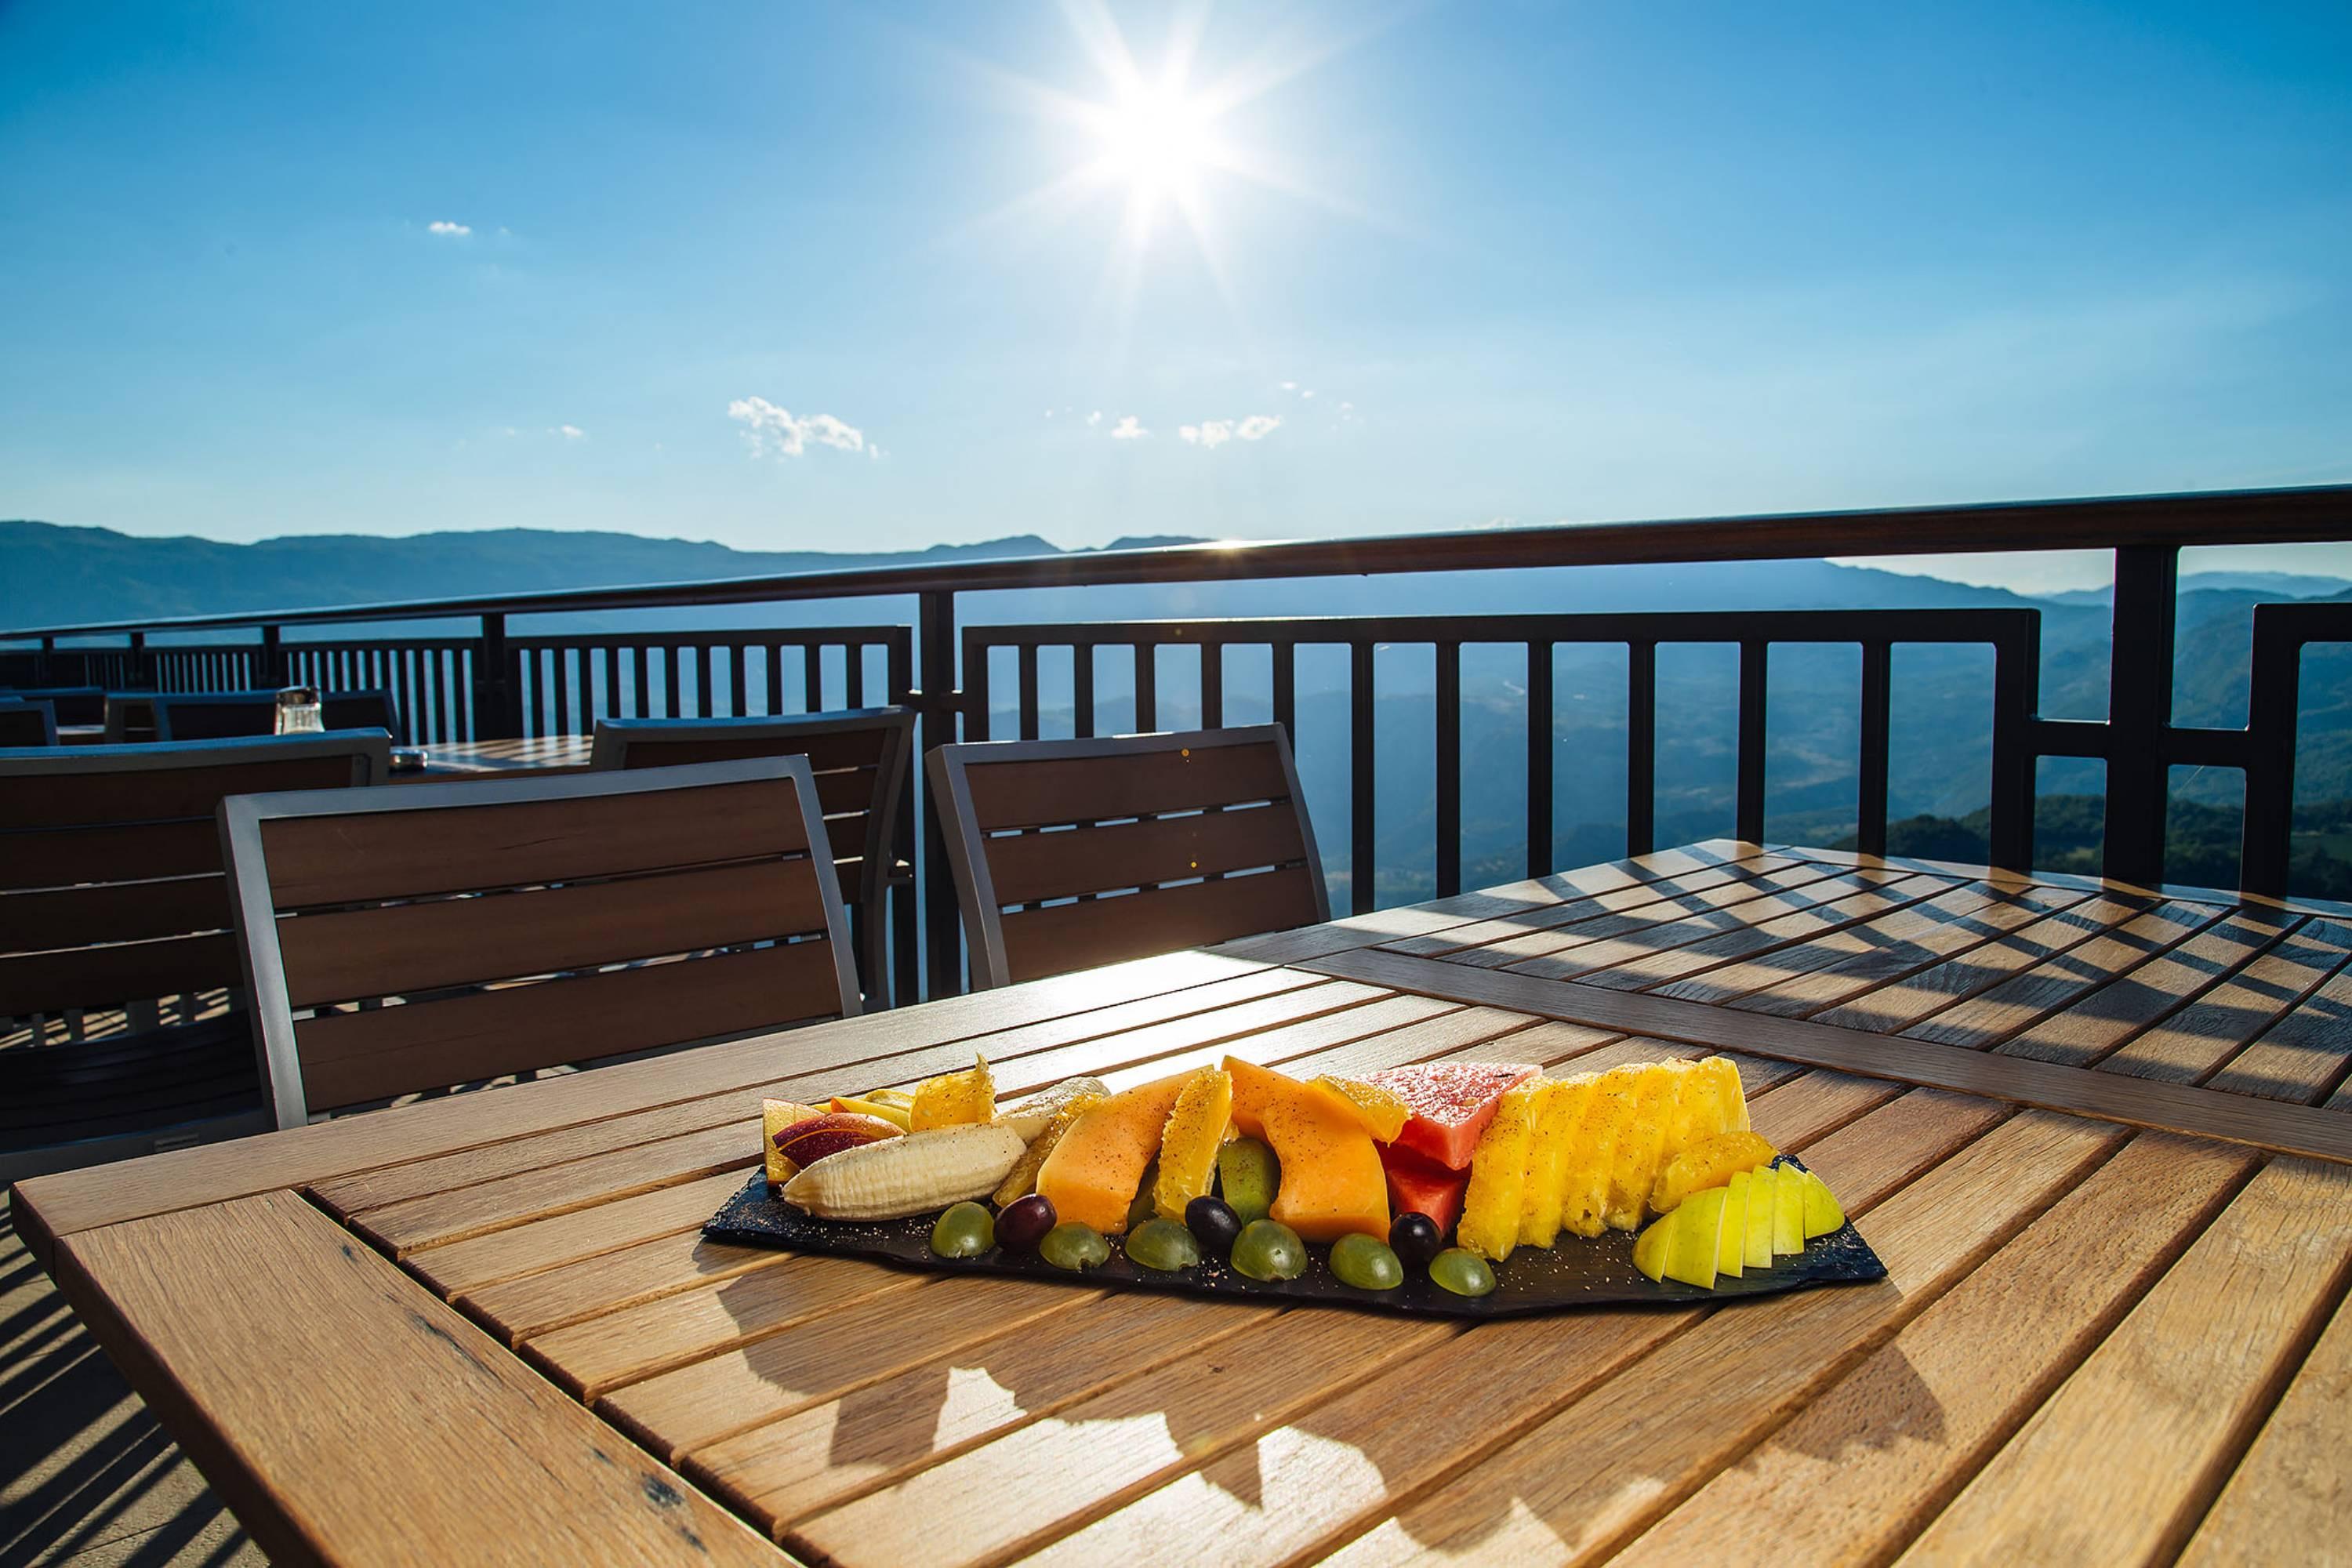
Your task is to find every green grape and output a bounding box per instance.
[929,1201,994,1259]
[1329,1232,1404,1290]
[1124,1218,1202,1272]
[1428,1247,1497,1298]
[1217,1139,1279,1225]
[1039,1221,1110,1272]
[1229,1219,1307,1282]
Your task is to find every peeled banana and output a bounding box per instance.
[781,1123,1026,1220]
[996,1076,1110,1144]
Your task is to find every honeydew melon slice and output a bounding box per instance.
[1800,1167,1846,1238]
[1744,1163,1776,1269]
[1716,1170,1748,1280]
[1664,1185,1726,1290]
[1773,1161,1806,1255]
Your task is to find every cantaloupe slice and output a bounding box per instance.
[1152,1066,1232,1221]
[1034,1069,1196,1234]
[1219,1055,1389,1243]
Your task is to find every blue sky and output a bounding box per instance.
[3,1,2347,590]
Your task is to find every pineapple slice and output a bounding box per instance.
[910,1053,995,1131]
[1517,1074,1595,1250]
[1456,1080,1542,1261]
[1603,1061,1692,1231]
[1308,1075,1410,1142]
[1560,1066,1641,1238]
[1152,1066,1234,1221]
[1668,1057,1735,1152]
[1704,1055,1750,1131]
[1650,1130,1780,1214]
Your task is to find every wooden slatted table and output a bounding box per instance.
[16,840,2352,1566]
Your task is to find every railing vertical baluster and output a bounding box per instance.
[847,642,866,707]
[2242,608,2299,897]
[1858,641,1892,858]
[1018,644,1040,739]
[804,645,825,713]
[1989,618,2039,871]
[1526,641,1553,877]
[760,644,780,716]
[1436,641,1461,898]
[1351,640,1375,915]
[597,646,615,722]
[1627,641,1656,856]
[689,644,709,717]
[2104,545,2179,885]
[917,590,962,999]
[662,646,681,720]
[1273,643,1295,740]
[1073,644,1094,738]
[476,612,511,740]
[1200,642,1223,729]
[1134,644,1156,732]
[1737,639,1769,845]
[728,644,747,719]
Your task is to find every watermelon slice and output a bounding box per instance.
[1378,1142,1472,1236]
[1367,1060,1539,1170]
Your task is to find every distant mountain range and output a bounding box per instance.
[9,518,2350,897]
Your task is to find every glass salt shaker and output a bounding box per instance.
[274,684,324,734]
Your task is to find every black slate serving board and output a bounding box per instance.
[703,1155,1886,1319]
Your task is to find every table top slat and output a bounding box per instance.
[2099,924,2352,1087]
[1370,854,1819,963]
[1896,1155,2352,1565]
[459,1229,792,1347]
[1564,871,1958,994]
[1802,892,2160,1034]
[2199,957,2352,1105]
[1612,1129,2257,1565]
[1991,906,2302,1069]
[407,1167,756,1298]
[56,1191,785,1567]
[2174,1277,2352,1567]
[1490,867,1921,982]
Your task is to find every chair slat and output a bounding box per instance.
[1000,871,1326,983]
[960,739,1294,830]
[292,941,842,1111]
[273,855,828,1008]
[1,874,230,951]
[0,820,221,891]
[0,930,238,1017]
[257,775,808,908]
[0,753,369,829]
[985,803,1308,908]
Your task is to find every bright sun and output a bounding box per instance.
[1093,83,1215,198]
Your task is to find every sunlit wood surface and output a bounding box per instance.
[19,840,2352,1566]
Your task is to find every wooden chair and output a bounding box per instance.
[0,731,392,1181]
[0,699,57,746]
[927,725,1330,989]
[590,709,914,1007]
[221,757,861,1127]
[150,688,405,744]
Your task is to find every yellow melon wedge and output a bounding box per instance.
[1715,1170,1749,1280]
[1800,1168,1847,1238]
[1744,1163,1776,1269]
[1664,1185,1726,1289]
[1773,1162,1807,1255]
[1632,1212,1672,1283]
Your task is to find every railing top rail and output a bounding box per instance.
[960,607,2042,645]
[8,483,2347,641]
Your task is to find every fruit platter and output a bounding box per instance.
[704,1051,1886,1319]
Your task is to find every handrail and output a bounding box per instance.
[7,484,2347,640]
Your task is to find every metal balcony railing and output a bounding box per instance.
[6,485,2350,1002]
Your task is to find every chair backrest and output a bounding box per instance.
[590,709,914,904]
[0,732,392,1025]
[0,699,57,747]
[222,757,861,1125]
[927,725,1330,989]
[2,686,106,725]
[151,688,405,744]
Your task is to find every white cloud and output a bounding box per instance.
[1109,415,1148,440]
[1086,410,1103,427]
[426,220,471,237]
[728,397,868,459]
[1179,414,1282,449]
[553,424,585,441]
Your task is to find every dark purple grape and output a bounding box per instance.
[996,1193,1057,1253]
[1185,1195,1243,1261]
[1390,1211,1444,1270]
